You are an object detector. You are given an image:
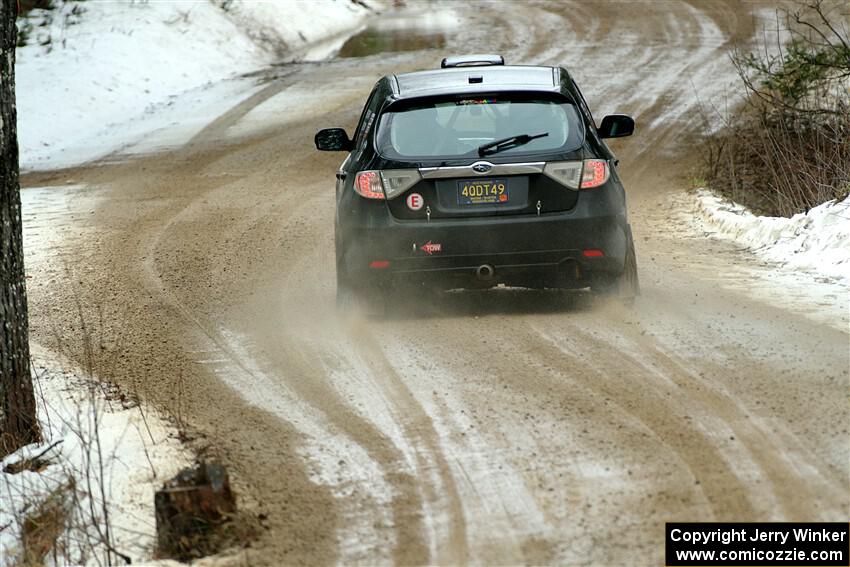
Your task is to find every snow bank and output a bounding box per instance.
[16,0,379,171]
[0,344,191,566]
[213,0,377,60]
[692,189,850,283]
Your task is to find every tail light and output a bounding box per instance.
[381,170,421,199]
[580,159,610,189]
[543,160,610,190]
[543,161,582,189]
[354,171,384,199]
[353,169,421,200]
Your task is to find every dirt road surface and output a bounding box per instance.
[22,1,849,565]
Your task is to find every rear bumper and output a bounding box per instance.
[380,248,618,289]
[338,191,628,289]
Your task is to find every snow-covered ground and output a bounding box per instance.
[691,189,850,285]
[670,188,849,332]
[0,344,191,566]
[17,0,381,171]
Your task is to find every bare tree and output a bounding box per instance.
[702,0,849,216]
[732,0,850,116]
[1,0,39,457]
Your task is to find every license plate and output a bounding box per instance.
[457,179,509,205]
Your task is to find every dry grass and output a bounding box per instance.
[18,480,73,567]
[700,0,850,217]
[702,105,849,216]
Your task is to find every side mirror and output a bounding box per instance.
[598,114,634,139]
[315,128,354,151]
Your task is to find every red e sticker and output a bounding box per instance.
[406,193,424,211]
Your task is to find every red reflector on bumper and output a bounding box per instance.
[369,260,390,269]
[582,249,604,258]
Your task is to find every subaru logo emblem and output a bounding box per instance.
[472,162,493,174]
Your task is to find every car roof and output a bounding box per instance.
[390,65,563,99]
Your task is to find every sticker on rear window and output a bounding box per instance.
[456,98,497,105]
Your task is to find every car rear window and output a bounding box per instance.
[375,95,585,159]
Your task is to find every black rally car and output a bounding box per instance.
[316,54,638,305]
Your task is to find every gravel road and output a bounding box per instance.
[22,1,849,564]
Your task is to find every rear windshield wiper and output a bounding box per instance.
[478,132,549,157]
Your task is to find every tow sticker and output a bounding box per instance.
[406,193,424,211]
[420,241,442,255]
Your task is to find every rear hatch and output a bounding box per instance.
[374,92,586,219]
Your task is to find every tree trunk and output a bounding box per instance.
[0,0,39,458]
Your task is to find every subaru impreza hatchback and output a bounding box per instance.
[315,54,639,307]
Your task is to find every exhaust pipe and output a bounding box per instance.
[475,264,495,281]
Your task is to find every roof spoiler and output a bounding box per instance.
[441,54,505,68]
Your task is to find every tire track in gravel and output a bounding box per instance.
[530,0,763,170]
[196,169,459,562]
[376,336,561,565]
[187,114,475,559]
[265,193,470,563]
[245,323,432,564]
[338,320,470,565]
[619,330,846,520]
[371,297,718,564]
[383,300,761,523]
[143,167,434,562]
[526,300,848,522]
[523,324,761,520]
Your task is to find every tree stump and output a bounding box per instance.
[155,461,236,560]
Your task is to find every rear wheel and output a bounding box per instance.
[592,226,640,304]
[335,274,358,312]
[335,253,352,308]
[336,259,387,316]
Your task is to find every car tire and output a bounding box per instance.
[335,254,350,307]
[336,260,387,317]
[335,279,358,311]
[592,225,640,304]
